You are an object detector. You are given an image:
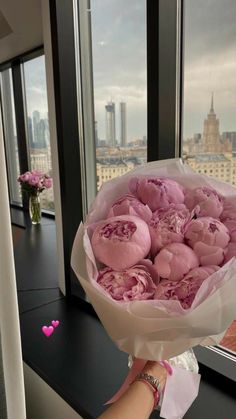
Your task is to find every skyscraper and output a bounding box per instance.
[27,116,33,148]
[105,102,116,147]
[203,93,221,153]
[32,110,41,145]
[94,120,99,146]
[120,102,127,147]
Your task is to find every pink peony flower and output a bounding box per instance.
[97,263,157,301]
[91,215,151,270]
[154,265,219,309]
[148,204,191,255]
[108,194,152,222]
[185,187,223,218]
[223,219,236,242]
[28,175,41,187]
[185,217,230,249]
[224,242,236,264]
[193,242,225,266]
[18,172,32,183]
[43,177,53,189]
[129,177,185,211]
[154,243,199,282]
[220,199,236,221]
[31,170,43,176]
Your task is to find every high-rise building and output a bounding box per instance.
[94,120,99,146]
[27,116,33,148]
[120,102,127,147]
[105,102,116,147]
[203,93,221,153]
[222,131,236,151]
[37,119,47,148]
[32,110,41,145]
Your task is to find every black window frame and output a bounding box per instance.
[0,45,55,218]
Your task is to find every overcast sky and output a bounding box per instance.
[26,0,236,141]
[184,0,236,138]
[91,0,147,141]
[24,55,48,120]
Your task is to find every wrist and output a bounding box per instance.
[142,362,167,390]
[134,372,161,410]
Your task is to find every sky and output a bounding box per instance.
[91,0,147,142]
[184,0,236,138]
[24,0,236,142]
[23,55,48,120]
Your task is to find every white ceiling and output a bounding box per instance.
[0,0,43,64]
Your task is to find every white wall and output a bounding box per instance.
[24,363,83,419]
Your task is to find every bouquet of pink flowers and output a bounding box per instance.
[18,170,53,196]
[71,159,236,418]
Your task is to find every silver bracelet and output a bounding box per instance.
[135,372,162,396]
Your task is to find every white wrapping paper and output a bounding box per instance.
[71,159,236,360]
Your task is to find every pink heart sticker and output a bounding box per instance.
[42,325,54,337]
[51,320,60,328]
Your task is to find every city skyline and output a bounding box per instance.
[25,0,236,143]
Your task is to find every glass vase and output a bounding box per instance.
[29,194,41,225]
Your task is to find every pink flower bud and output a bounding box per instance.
[108,194,152,222]
[154,243,199,282]
[18,171,31,182]
[223,219,236,242]
[185,217,230,249]
[193,242,225,266]
[43,177,53,189]
[185,187,223,218]
[91,215,151,270]
[224,242,236,264]
[220,198,236,221]
[129,177,185,211]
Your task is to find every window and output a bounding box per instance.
[1,69,21,204]
[23,55,54,211]
[91,0,147,190]
[182,0,236,355]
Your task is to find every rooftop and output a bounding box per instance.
[195,154,230,162]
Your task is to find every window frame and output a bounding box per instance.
[0,46,55,217]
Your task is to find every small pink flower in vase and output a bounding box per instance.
[18,170,53,224]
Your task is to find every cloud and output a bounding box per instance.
[183,0,236,138]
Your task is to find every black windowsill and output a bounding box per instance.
[13,209,236,418]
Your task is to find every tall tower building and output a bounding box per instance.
[203,93,221,153]
[94,120,99,146]
[105,102,116,147]
[120,102,127,147]
[32,110,41,145]
[27,116,33,148]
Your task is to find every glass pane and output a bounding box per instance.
[1,69,21,204]
[91,0,147,191]
[23,55,54,211]
[182,0,236,354]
